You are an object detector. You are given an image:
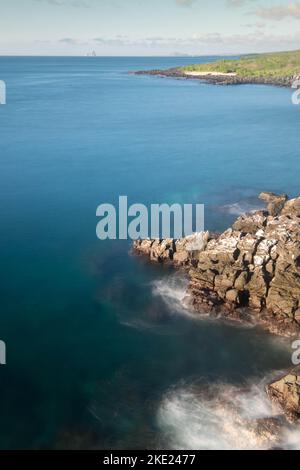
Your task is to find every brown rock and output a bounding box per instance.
[173,250,189,265]
[252,417,283,447]
[233,211,268,234]
[133,192,300,336]
[259,192,288,217]
[267,368,300,422]
[282,197,300,218]
[226,289,239,303]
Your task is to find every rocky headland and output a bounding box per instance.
[134,50,300,88]
[134,192,300,337]
[133,192,300,428]
[134,68,296,87]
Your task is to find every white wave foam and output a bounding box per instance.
[157,382,300,450]
[220,201,265,216]
[152,275,196,318]
[282,426,300,450]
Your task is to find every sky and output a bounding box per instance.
[0,0,300,55]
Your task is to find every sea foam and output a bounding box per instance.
[219,200,265,216]
[152,275,196,318]
[157,381,300,450]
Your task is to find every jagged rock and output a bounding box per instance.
[232,211,267,234]
[133,193,300,433]
[259,192,288,217]
[267,368,300,423]
[133,192,300,336]
[133,232,211,266]
[226,289,239,303]
[282,197,300,218]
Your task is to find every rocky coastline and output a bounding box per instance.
[267,368,300,424]
[134,68,295,87]
[133,192,300,431]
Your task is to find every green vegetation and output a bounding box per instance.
[182,50,300,79]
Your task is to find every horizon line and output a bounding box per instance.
[0,48,299,58]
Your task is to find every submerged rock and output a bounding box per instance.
[133,192,300,336]
[267,368,300,423]
[252,417,283,444]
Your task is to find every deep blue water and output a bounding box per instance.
[0,56,299,450]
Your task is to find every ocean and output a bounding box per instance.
[0,56,299,449]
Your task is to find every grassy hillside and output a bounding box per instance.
[182,50,300,79]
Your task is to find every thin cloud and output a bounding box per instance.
[21,30,300,55]
[227,0,256,6]
[35,0,94,7]
[243,22,266,28]
[89,30,300,50]
[256,2,300,20]
[59,37,78,44]
[175,0,197,7]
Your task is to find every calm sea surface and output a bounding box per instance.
[0,56,299,449]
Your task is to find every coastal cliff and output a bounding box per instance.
[134,192,300,337]
[133,192,300,431]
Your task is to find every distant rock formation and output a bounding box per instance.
[133,192,300,337]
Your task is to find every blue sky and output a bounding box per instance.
[0,0,300,55]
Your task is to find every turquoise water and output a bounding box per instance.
[0,57,299,449]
